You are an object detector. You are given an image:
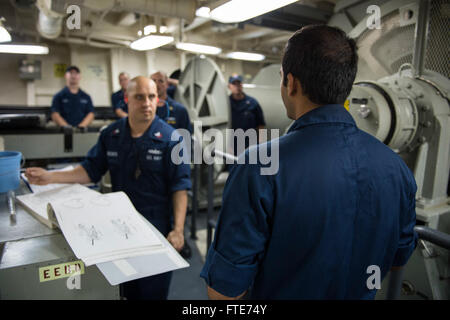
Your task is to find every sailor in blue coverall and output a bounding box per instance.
[111,72,130,119]
[51,65,94,128]
[201,25,417,300]
[151,71,194,259]
[26,76,191,300]
[228,74,265,153]
[151,71,193,134]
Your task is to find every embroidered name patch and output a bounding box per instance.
[147,149,162,155]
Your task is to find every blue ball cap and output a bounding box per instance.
[228,74,243,84]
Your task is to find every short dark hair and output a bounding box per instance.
[282,25,358,105]
[66,65,80,73]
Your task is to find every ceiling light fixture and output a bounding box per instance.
[226,51,265,61]
[176,42,222,55]
[130,35,174,51]
[144,25,168,35]
[195,7,211,19]
[210,0,298,23]
[0,44,49,54]
[0,25,11,43]
[0,18,11,43]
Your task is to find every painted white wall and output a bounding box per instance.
[0,54,28,106]
[34,43,70,106]
[0,43,263,108]
[110,47,148,93]
[70,45,111,106]
[147,48,180,77]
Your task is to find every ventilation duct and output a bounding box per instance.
[35,0,64,39]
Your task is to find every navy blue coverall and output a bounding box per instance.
[51,87,94,127]
[201,104,417,299]
[111,89,128,114]
[82,116,191,299]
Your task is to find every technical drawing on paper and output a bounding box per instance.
[90,195,112,207]
[111,218,132,239]
[78,223,102,246]
[45,189,164,264]
[27,184,94,206]
[62,198,85,209]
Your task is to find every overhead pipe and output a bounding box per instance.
[83,0,197,22]
[35,0,64,39]
[53,36,122,49]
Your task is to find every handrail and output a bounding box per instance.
[386,225,450,300]
[206,149,237,251]
[414,225,450,250]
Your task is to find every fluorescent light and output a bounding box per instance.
[196,7,211,18]
[0,44,49,54]
[176,42,221,55]
[210,0,298,23]
[226,51,265,61]
[0,26,11,43]
[130,35,174,51]
[143,25,168,35]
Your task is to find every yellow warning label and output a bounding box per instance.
[39,260,85,282]
[344,99,350,111]
[54,64,67,78]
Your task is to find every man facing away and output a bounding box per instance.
[201,25,417,300]
[51,65,94,128]
[27,76,191,300]
[111,72,130,118]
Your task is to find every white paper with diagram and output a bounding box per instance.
[46,185,164,265]
[17,183,98,228]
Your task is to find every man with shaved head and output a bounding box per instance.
[26,76,191,300]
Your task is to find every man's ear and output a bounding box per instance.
[286,73,298,96]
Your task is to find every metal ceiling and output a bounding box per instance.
[0,0,337,61]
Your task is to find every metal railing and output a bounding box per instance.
[189,162,200,240]
[206,149,238,251]
[386,225,450,300]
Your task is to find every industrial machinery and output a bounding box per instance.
[177,0,449,300]
[175,56,230,208]
[343,0,450,300]
[176,57,291,208]
[0,106,115,165]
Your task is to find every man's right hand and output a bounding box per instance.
[25,167,53,185]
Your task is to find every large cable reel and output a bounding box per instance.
[176,56,230,181]
[347,65,449,203]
